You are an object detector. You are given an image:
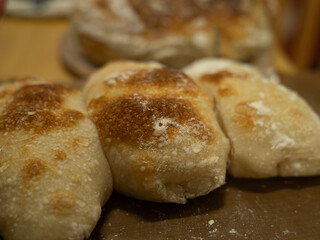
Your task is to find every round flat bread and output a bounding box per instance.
[72,0,272,67]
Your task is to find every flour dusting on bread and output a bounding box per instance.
[247,101,271,116]
[0,78,113,240]
[84,60,230,203]
[184,58,320,178]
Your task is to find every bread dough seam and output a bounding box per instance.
[207,87,234,169]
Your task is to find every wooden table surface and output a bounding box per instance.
[0,16,73,83]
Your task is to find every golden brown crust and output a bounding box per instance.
[232,101,258,131]
[89,94,213,147]
[22,158,46,180]
[84,61,229,203]
[184,58,320,178]
[48,192,75,214]
[0,79,113,240]
[200,71,246,85]
[54,151,67,162]
[126,68,196,88]
[104,68,199,96]
[0,89,13,99]
[0,84,84,133]
[217,85,237,97]
[287,107,305,120]
[78,33,126,64]
[128,0,206,32]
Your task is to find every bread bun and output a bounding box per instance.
[72,0,272,68]
[84,60,230,203]
[184,58,320,178]
[0,78,113,240]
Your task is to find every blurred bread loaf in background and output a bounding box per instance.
[72,0,272,68]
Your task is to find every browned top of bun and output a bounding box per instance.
[103,68,198,95]
[89,94,213,147]
[0,83,84,134]
[88,67,214,147]
[200,70,247,84]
